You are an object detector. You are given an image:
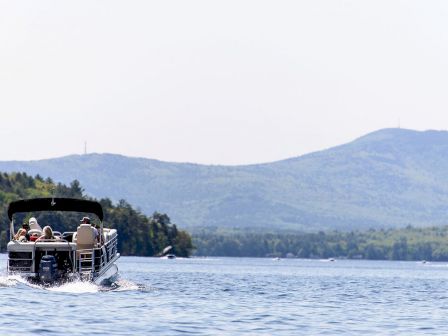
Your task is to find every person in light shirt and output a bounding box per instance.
[80,216,100,243]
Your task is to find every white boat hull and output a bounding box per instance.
[93,262,119,285]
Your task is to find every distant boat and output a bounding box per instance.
[161,254,176,259]
[159,245,176,259]
[162,245,172,255]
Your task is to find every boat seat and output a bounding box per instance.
[76,224,96,250]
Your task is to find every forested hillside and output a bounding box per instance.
[193,226,448,261]
[0,172,193,257]
[1,129,448,231]
[3,172,448,261]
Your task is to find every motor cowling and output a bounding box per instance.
[39,255,58,283]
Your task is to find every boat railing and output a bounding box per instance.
[105,234,118,262]
[8,251,34,273]
[76,233,118,276]
[8,239,71,274]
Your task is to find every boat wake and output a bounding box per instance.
[107,278,150,292]
[46,280,99,293]
[0,273,89,292]
[0,274,20,287]
[44,277,150,293]
[0,273,148,293]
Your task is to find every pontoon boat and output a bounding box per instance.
[7,198,120,285]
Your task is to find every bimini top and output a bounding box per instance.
[7,198,103,221]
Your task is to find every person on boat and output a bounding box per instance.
[80,216,101,243]
[28,217,42,231]
[14,222,30,241]
[38,225,56,240]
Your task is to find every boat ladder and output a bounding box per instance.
[78,250,94,278]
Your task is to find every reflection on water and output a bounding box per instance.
[1,255,448,335]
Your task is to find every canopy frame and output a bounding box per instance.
[7,198,104,221]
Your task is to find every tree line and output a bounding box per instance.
[4,172,448,261]
[192,226,448,261]
[0,172,193,257]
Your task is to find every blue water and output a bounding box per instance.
[1,255,447,335]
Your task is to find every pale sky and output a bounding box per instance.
[1,1,448,165]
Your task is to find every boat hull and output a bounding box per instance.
[8,240,120,286]
[93,262,119,285]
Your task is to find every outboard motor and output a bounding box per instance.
[39,255,58,284]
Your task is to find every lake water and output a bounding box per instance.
[0,255,447,335]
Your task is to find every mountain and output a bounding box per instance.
[1,128,447,231]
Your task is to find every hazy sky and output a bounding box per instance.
[1,1,448,165]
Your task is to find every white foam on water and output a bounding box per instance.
[111,278,147,292]
[0,274,44,290]
[0,274,19,287]
[1,273,42,288]
[0,272,144,293]
[46,280,99,293]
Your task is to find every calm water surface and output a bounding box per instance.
[0,255,447,335]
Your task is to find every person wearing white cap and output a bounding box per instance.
[28,217,42,231]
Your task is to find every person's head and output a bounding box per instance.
[80,216,91,224]
[29,217,38,226]
[22,222,30,231]
[42,226,53,239]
